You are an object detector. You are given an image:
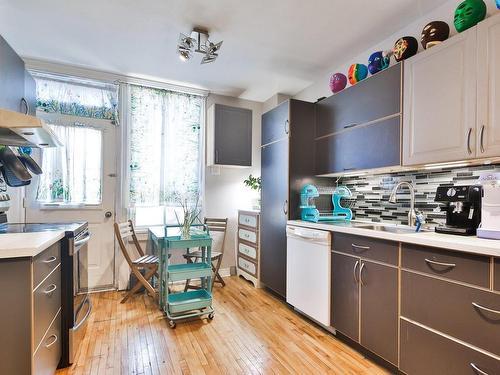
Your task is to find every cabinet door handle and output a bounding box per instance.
[283,200,288,216]
[353,260,359,284]
[352,243,370,252]
[344,123,358,129]
[472,302,500,316]
[44,284,57,294]
[42,256,57,264]
[20,97,29,115]
[466,127,473,155]
[45,334,58,348]
[470,363,490,375]
[359,262,366,286]
[480,125,485,153]
[424,258,456,269]
[215,150,219,163]
[284,120,289,135]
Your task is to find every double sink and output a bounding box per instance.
[322,221,432,234]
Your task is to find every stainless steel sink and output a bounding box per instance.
[353,223,424,234]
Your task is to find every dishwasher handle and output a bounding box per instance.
[286,226,331,245]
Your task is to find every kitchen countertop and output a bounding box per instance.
[0,231,65,259]
[288,220,500,257]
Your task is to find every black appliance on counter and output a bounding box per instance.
[434,185,482,236]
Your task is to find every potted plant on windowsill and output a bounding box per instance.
[243,174,261,210]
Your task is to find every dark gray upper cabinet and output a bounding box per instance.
[262,100,289,145]
[316,63,402,138]
[23,70,37,116]
[207,104,252,167]
[0,35,26,113]
[315,116,401,175]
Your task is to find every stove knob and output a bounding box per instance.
[447,188,456,197]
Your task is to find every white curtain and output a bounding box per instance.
[36,122,102,204]
[127,85,204,226]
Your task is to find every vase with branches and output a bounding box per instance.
[174,193,201,240]
[243,174,261,209]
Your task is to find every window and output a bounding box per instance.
[34,75,118,205]
[127,85,204,226]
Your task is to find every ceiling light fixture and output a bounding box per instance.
[177,27,223,64]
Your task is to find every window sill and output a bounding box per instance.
[37,203,103,210]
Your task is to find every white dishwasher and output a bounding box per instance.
[286,225,331,326]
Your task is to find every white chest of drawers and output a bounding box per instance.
[236,210,261,288]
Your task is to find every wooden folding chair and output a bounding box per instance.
[114,220,159,303]
[183,218,228,292]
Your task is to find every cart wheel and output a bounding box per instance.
[208,312,215,320]
[169,320,176,329]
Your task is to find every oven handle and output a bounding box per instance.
[74,232,91,249]
[74,296,92,330]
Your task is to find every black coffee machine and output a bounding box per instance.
[434,185,482,236]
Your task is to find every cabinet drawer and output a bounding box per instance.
[332,233,398,265]
[33,242,61,289]
[238,228,257,244]
[238,242,257,260]
[495,259,500,292]
[34,265,61,348]
[239,213,258,228]
[316,63,402,138]
[400,319,500,375]
[34,310,61,375]
[238,256,257,277]
[402,271,500,356]
[402,243,490,288]
[315,116,401,175]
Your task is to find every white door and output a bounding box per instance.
[477,14,500,158]
[25,113,117,291]
[403,27,477,166]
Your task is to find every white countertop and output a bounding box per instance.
[288,220,500,257]
[0,231,65,259]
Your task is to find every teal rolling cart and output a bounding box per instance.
[149,224,214,328]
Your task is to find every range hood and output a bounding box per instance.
[0,108,61,147]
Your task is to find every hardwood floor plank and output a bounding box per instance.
[57,276,389,375]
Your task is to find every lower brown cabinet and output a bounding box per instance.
[332,252,359,341]
[331,251,398,365]
[400,319,500,375]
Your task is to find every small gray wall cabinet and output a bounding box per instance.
[0,242,62,375]
[315,63,402,175]
[207,103,252,167]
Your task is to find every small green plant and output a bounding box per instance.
[243,175,261,191]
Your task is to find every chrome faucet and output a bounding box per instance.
[389,181,418,227]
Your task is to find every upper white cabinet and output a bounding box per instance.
[477,15,500,158]
[403,27,477,165]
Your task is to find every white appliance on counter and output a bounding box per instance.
[477,172,500,240]
[286,225,331,326]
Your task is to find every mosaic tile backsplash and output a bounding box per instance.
[320,164,500,226]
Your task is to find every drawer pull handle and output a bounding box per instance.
[44,284,57,294]
[352,243,370,251]
[472,302,500,316]
[359,262,366,286]
[353,260,359,284]
[45,334,58,348]
[42,256,57,263]
[424,258,456,268]
[470,363,490,375]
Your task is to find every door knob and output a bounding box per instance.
[104,211,113,218]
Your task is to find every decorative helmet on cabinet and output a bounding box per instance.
[454,0,487,32]
[329,72,347,94]
[347,64,368,85]
[393,36,418,62]
[421,21,450,49]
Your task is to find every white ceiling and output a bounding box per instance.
[0,0,448,102]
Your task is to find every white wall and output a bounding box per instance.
[294,0,500,102]
[204,94,263,271]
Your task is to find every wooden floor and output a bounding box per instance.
[56,276,388,375]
